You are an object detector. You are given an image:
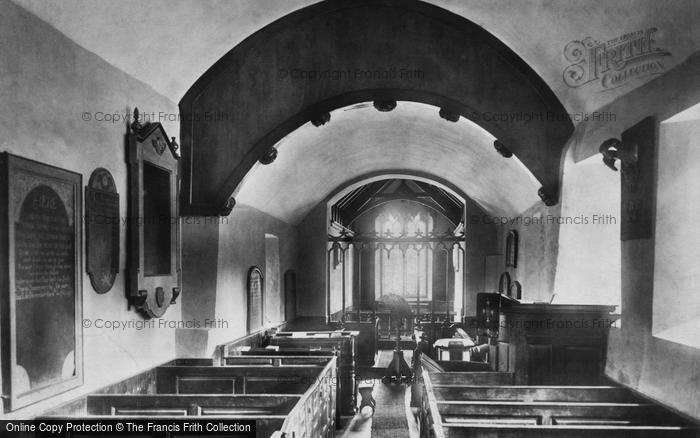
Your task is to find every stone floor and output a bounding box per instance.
[339,350,419,438]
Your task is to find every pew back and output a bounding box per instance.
[47,356,337,438]
[419,367,698,438]
[156,365,324,395]
[265,331,358,417]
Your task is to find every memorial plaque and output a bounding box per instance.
[0,153,83,412]
[247,266,264,333]
[86,168,119,293]
[126,109,180,318]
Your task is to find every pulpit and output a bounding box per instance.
[496,303,618,385]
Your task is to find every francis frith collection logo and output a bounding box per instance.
[563,28,671,90]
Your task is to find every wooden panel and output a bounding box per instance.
[420,363,697,438]
[275,355,338,436]
[527,344,552,385]
[155,365,322,394]
[498,304,616,385]
[269,331,358,417]
[437,361,491,372]
[437,401,662,425]
[343,319,378,366]
[176,377,234,394]
[561,346,603,385]
[498,342,510,372]
[244,377,309,394]
[429,372,514,386]
[225,355,332,367]
[433,386,639,403]
[86,394,300,415]
[441,424,696,437]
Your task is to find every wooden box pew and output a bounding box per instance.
[419,369,698,438]
[221,354,338,434]
[341,315,379,366]
[85,394,295,438]
[262,331,359,418]
[232,349,347,425]
[432,385,642,404]
[221,354,334,367]
[419,352,498,376]
[155,364,327,395]
[82,357,338,438]
[437,400,671,426]
[429,371,515,386]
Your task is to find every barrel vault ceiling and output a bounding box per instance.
[13,0,699,224]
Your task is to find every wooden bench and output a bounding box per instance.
[418,366,699,438]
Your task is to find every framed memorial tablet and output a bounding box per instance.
[126,108,181,318]
[0,153,83,411]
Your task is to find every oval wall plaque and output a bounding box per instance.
[85,168,119,294]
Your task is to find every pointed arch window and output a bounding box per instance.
[374,212,433,299]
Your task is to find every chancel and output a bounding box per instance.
[0,0,699,437]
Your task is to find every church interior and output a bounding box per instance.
[1,0,699,436]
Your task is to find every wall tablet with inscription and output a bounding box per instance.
[127,108,181,318]
[247,266,264,334]
[0,153,83,411]
[85,168,119,293]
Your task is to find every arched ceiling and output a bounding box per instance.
[13,0,699,113]
[236,102,541,224]
[12,0,699,223]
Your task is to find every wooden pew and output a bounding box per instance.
[342,317,379,366]
[86,394,294,437]
[418,367,699,438]
[220,354,332,367]
[231,349,346,426]
[429,371,514,386]
[437,400,669,425]
[263,331,359,418]
[163,355,338,436]
[155,364,325,395]
[418,347,494,374]
[45,356,337,438]
[432,385,640,403]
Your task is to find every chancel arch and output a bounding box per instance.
[179,0,573,216]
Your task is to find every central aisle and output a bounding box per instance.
[370,378,410,437]
[340,350,419,437]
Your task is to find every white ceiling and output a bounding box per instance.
[14,0,699,113]
[12,0,700,224]
[236,102,541,224]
